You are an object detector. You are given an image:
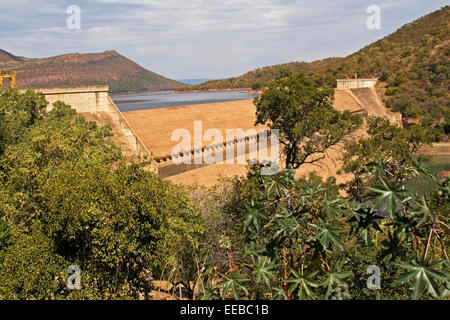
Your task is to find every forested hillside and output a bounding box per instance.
[180,6,450,139]
[178,58,342,91]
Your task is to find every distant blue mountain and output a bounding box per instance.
[176,79,215,85]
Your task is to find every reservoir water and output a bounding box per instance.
[111,90,259,112]
[407,155,450,194]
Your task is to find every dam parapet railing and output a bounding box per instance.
[156,130,278,178]
[336,78,378,90]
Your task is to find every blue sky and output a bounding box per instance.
[0,0,447,79]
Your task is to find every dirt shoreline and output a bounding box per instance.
[174,88,261,94]
[417,143,450,156]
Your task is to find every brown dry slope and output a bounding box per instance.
[122,99,267,158]
[350,88,386,117]
[333,90,366,114]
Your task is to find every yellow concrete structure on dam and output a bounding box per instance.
[0,70,16,88]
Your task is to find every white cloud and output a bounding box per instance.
[0,0,448,78]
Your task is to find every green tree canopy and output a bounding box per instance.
[254,72,362,169]
[0,89,202,299]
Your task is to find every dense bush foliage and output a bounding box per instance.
[195,159,449,300]
[339,116,432,198]
[183,76,448,300]
[0,89,201,299]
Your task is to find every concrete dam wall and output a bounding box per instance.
[157,132,277,178]
[22,86,158,173]
[20,81,403,181]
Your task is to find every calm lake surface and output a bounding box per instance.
[111,90,259,112]
[407,155,450,194]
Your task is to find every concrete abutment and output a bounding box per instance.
[21,86,158,174]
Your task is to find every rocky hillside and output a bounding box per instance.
[0,50,184,94]
[0,49,20,64]
[180,6,450,139]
